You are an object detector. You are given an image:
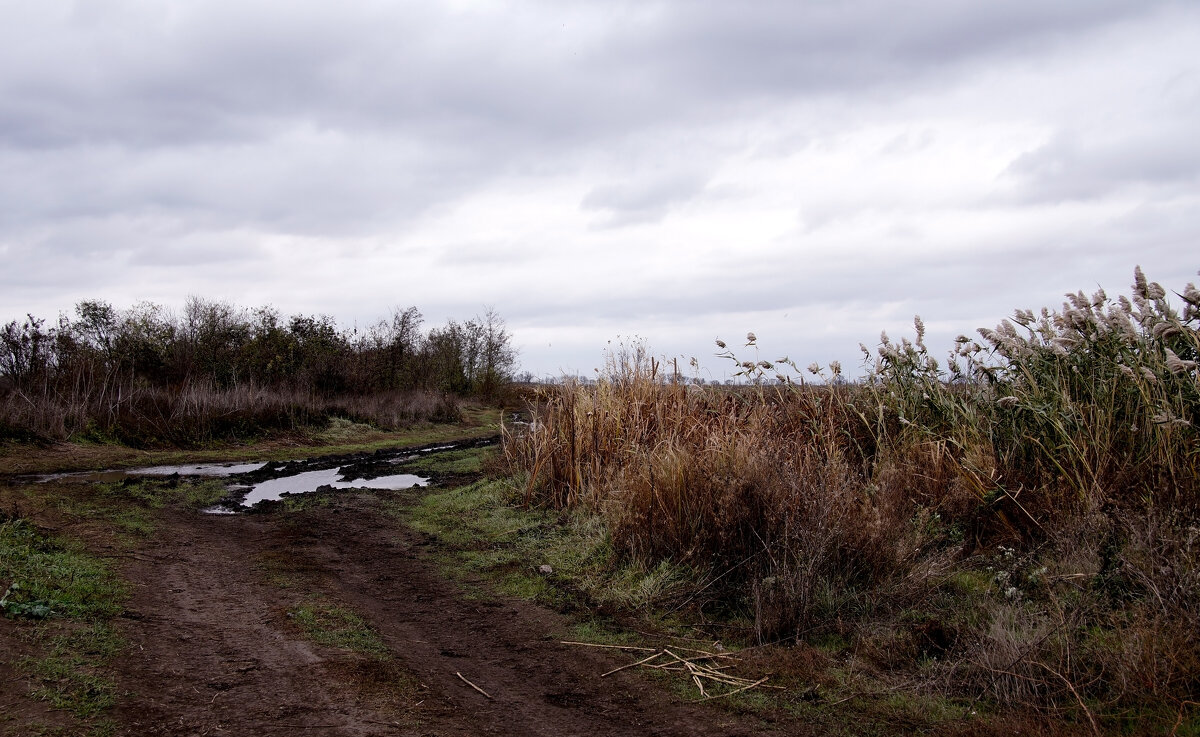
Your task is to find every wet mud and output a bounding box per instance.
[104,489,785,736]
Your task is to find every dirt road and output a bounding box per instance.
[106,491,783,736]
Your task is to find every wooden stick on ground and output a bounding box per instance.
[456,672,493,700]
[568,641,776,700]
[695,677,769,703]
[560,641,658,652]
[601,650,666,678]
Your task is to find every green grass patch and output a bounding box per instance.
[1,519,124,620]
[401,446,487,474]
[393,477,699,614]
[289,599,389,658]
[1,518,126,732]
[99,478,228,511]
[26,622,122,718]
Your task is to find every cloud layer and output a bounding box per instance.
[2,0,1198,377]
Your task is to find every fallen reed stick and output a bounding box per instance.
[695,677,769,703]
[601,651,666,677]
[456,672,492,700]
[561,641,777,699]
[560,640,657,652]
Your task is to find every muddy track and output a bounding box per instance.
[110,491,789,736]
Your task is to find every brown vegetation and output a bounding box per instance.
[503,268,1200,731]
[0,299,515,446]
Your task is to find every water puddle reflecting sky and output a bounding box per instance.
[26,437,495,512]
[239,469,426,506]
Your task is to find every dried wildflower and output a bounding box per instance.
[1134,265,1149,297]
[807,362,821,375]
[758,360,773,370]
[715,339,726,349]
[829,360,842,377]
[1152,410,1191,428]
[1164,348,1197,374]
[746,332,757,344]
[1153,322,1182,339]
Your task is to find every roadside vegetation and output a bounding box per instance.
[0,299,515,447]
[1,508,128,736]
[502,267,1200,733]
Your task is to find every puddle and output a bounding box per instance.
[40,462,265,483]
[240,469,426,506]
[129,462,267,477]
[24,434,496,513]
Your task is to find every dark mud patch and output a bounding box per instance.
[218,435,497,510]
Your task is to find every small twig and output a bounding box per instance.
[560,640,657,652]
[664,645,740,660]
[695,677,769,702]
[1173,700,1199,737]
[456,672,493,700]
[1035,662,1099,737]
[601,651,665,677]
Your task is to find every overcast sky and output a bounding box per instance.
[2,1,1198,380]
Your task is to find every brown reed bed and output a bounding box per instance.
[0,382,462,448]
[503,268,1200,731]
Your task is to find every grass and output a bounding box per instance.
[289,599,389,658]
[499,267,1200,734]
[1,517,126,735]
[393,464,697,616]
[0,405,502,476]
[0,518,124,621]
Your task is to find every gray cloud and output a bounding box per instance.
[0,1,1197,376]
[581,171,710,226]
[1006,128,1200,202]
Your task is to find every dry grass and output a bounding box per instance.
[0,382,461,447]
[503,268,1200,731]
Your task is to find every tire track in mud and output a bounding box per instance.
[112,494,789,736]
[112,511,406,736]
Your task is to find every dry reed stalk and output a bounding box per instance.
[455,672,492,700]
[559,641,657,652]
[568,641,771,700]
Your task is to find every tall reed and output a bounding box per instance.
[502,268,1200,724]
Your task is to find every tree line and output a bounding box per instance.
[1,298,516,399]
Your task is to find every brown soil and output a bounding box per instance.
[88,491,789,736]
